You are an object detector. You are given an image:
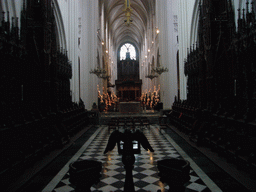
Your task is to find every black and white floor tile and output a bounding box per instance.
[43,125,222,192]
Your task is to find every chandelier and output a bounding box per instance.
[124,0,133,26]
[151,66,168,75]
[90,67,106,77]
[99,74,111,80]
[145,74,158,80]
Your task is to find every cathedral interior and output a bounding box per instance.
[1,0,256,191]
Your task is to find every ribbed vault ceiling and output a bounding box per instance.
[104,0,154,51]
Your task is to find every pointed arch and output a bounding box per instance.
[53,0,67,50]
[117,42,139,61]
[190,0,201,46]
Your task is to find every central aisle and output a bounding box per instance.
[43,125,221,192]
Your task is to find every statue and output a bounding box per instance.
[104,129,154,192]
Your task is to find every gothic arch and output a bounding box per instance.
[53,0,67,50]
[190,0,237,46]
[117,42,139,61]
[0,0,66,50]
[190,0,201,46]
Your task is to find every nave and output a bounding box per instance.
[16,122,254,192]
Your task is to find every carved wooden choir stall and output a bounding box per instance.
[0,1,93,189]
[169,0,256,178]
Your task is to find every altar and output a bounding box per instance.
[119,102,141,113]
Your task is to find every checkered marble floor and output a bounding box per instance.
[43,125,218,192]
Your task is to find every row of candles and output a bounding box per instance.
[141,85,161,109]
[97,85,118,111]
[97,85,161,110]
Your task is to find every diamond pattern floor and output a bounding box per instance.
[43,125,216,192]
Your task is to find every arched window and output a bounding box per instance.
[120,43,136,60]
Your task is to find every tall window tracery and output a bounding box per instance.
[120,43,136,60]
